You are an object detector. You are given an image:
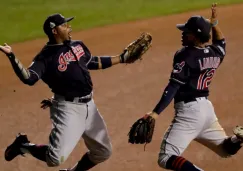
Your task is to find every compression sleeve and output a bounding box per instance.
[152,81,180,114]
[7,53,40,85]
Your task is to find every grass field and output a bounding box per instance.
[1,0,243,43]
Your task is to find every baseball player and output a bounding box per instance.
[1,14,151,171]
[144,4,243,171]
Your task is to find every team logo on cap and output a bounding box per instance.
[50,22,56,28]
[60,14,65,18]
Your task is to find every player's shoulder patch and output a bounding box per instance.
[172,48,187,73]
[172,46,195,71]
[172,61,185,73]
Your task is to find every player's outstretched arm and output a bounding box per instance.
[87,33,152,70]
[0,43,39,85]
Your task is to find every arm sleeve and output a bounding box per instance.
[212,38,226,57]
[152,81,180,114]
[27,58,46,80]
[87,56,99,70]
[7,53,46,86]
[87,56,113,70]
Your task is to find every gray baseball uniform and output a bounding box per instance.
[23,40,113,166]
[160,97,228,160]
[4,14,116,171]
[155,37,228,169]
[47,94,112,165]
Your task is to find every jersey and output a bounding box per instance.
[28,40,94,97]
[169,39,226,102]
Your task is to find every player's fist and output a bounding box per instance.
[0,43,13,55]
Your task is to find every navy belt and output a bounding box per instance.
[54,93,93,103]
[64,96,91,103]
[175,96,208,104]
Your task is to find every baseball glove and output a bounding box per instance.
[120,32,152,64]
[128,114,155,149]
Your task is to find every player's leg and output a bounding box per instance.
[196,122,242,157]
[195,99,242,157]
[5,98,87,167]
[159,123,204,171]
[158,101,205,171]
[61,99,112,171]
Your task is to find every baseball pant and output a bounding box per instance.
[158,97,229,168]
[45,94,112,166]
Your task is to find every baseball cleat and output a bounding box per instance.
[4,133,30,161]
[233,125,243,140]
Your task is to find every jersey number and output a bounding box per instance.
[197,69,216,90]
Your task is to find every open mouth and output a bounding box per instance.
[181,35,184,42]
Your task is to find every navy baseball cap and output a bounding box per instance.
[43,13,74,35]
[176,15,211,37]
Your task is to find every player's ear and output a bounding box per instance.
[192,33,199,42]
[52,28,57,35]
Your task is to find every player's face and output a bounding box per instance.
[181,31,196,46]
[55,22,72,41]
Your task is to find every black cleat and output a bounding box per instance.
[5,133,30,161]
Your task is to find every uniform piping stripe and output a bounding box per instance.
[86,55,93,66]
[170,78,185,85]
[162,117,176,154]
[178,158,186,170]
[217,45,226,56]
[28,69,40,79]
[175,157,184,168]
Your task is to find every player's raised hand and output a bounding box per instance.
[210,3,218,25]
[0,43,13,55]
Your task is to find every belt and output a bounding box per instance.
[175,96,208,104]
[65,96,92,103]
[54,93,92,103]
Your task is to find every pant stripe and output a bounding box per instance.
[162,117,176,154]
[178,159,186,170]
[173,157,183,168]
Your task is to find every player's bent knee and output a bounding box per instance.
[89,143,112,164]
[222,137,242,156]
[157,153,172,169]
[46,159,61,167]
[45,150,67,167]
[46,156,61,167]
[98,144,112,162]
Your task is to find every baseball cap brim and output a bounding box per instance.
[65,17,74,23]
[176,24,187,31]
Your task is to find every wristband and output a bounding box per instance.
[100,56,112,69]
[211,20,218,27]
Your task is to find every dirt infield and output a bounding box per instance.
[1,4,243,171]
